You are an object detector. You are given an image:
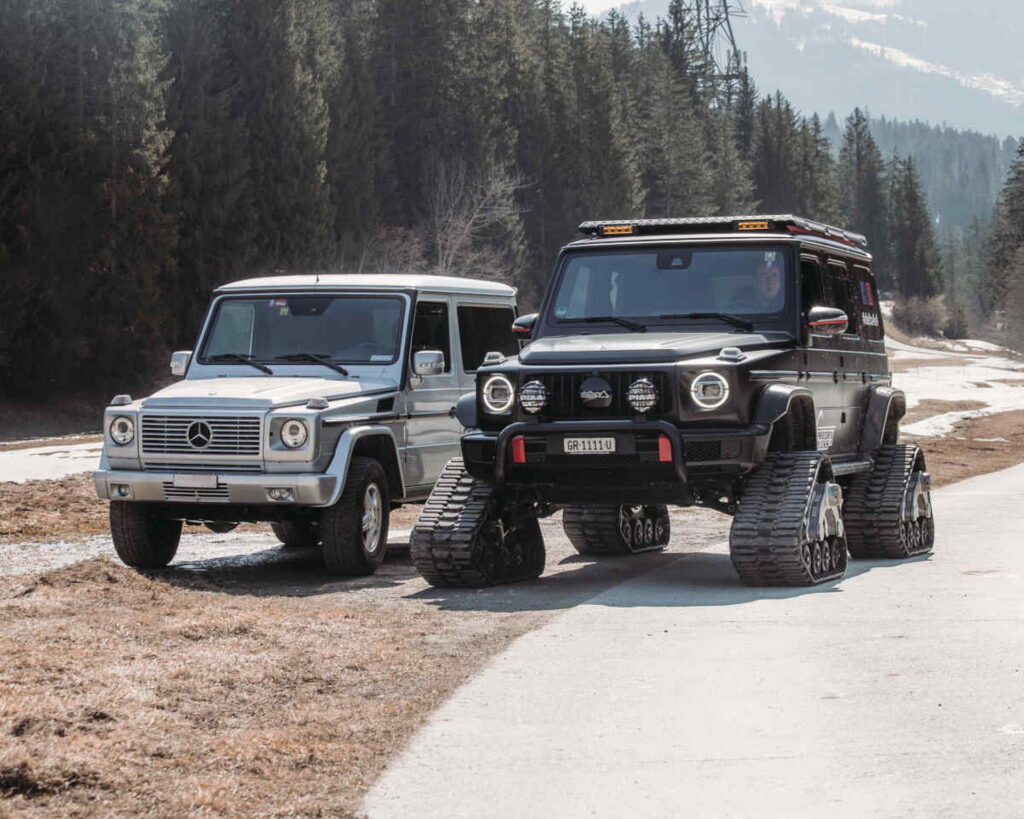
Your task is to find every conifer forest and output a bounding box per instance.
[1,0,1021,399]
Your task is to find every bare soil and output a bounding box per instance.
[906,409,1024,488]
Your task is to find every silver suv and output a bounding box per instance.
[94,274,518,574]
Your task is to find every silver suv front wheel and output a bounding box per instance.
[320,456,390,575]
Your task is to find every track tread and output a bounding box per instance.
[729,451,847,587]
[410,458,544,588]
[562,505,670,555]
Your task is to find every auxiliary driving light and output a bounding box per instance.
[518,380,548,414]
[114,484,131,497]
[267,488,294,502]
[627,378,659,413]
[690,372,729,410]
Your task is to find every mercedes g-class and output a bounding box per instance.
[410,216,934,587]
[95,274,518,574]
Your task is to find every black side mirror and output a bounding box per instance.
[806,306,849,336]
[512,313,538,340]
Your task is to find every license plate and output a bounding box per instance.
[172,474,218,489]
[563,437,616,455]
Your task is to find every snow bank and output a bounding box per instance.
[0,441,102,484]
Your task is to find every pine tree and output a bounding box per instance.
[888,155,942,298]
[751,92,800,212]
[982,142,1024,314]
[794,114,839,223]
[838,108,890,286]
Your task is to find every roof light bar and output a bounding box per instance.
[577,214,868,248]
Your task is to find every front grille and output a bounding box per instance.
[535,371,669,419]
[162,482,230,502]
[144,461,263,474]
[141,415,262,456]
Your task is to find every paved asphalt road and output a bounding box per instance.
[365,464,1024,818]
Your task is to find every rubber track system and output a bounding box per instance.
[410,458,545,588]
[729,451,847,586]
[844,444,934,559]
[562,505,670,556]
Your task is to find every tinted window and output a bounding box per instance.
[457,306,517,371]
[853,265,883,340]
[201,296,404,364]
[824,261,859,336]
[411,301,451,373]
[551,247,791,323]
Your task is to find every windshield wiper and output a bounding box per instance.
[560,315,647,333]
[203,353,274,374]
[274,353,350,376]
[658,312,754,332]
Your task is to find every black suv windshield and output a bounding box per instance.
[200,295,404,365]
[550,246,790,329]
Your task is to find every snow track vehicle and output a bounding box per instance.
[95,274,518,574]
[411,215,935,588]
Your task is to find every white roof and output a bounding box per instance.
[218,273,516,298]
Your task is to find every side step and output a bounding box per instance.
[831,459,873,477]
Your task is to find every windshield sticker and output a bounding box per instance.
[817,426,836,451]
[763,251,778,267]
[554,305,568,318]
[862,312,880,327]
[370,355,391,361]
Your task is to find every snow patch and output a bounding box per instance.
[0,441,102,484]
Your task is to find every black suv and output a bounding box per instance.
[410,215,934,588]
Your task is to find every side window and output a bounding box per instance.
[853,265,883,340]
[825,261,859,336]
[411,301,451,373]
[457,305,517,372]
[800,257,824,311]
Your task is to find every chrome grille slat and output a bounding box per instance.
[144,462,262,474]
[162,482,231,502]
[141,414,262,457]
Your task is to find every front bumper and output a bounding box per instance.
[94,468,338,507]
[462,420,769,505]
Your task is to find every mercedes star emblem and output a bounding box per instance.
[186,420,213,449]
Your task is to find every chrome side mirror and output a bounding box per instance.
[170,350,192,377]
[806,306,848,336]
[413,350,445,376]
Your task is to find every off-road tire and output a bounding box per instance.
[410,458,545,587]
[562,505,670,555]
[844,444,934,559]
[271,520,320,549]
[729,451,847,586]
[110,502,182,569]
[320,457,390,576]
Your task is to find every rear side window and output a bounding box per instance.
[457,305,517,371]
[853,265,883,340]
[823,261,859,336]
[411,301,451,373]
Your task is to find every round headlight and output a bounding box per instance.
[690,372,729,410]
[109,415,135,446]
[482,374,515,414]
[518,380,548,414]
[627,378,659,413]
[281,419,309,448]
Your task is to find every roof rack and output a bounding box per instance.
[577,214,869,248]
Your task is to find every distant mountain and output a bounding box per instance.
[613,0,1024,138]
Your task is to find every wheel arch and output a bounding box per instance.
[754,384,816,453]
[858,386,907,455]
[324,426,405,505]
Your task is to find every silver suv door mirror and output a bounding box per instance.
[806,306,849,336]
[170,350,192,377]
[413,350,445,376]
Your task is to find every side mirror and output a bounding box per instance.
[413,350,445,376]
[512,313,538,340]
[170,350,192,377]
[806,306,848,336]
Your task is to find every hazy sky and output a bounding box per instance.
[574,0,620,14]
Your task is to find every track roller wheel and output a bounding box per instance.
[410,458,545,588]
[729,451,847,586]
[844,444,934,559]
[562,505,670,556]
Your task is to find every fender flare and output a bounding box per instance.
[753,384,816,455]
[323,425,405,506]
[455,391,478,429]
[859,386,906,455]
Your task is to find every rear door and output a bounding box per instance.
[398,297,462,491]
[801,256,846,455]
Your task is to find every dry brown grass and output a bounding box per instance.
[0,559,545,817]
[907,409,1024,488]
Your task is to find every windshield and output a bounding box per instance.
[199,295,405,365]
[550,246,790,327]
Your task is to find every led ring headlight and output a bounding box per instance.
[482,374,515,414]
[109,415,135,446]
[626,378,659,413]
[518,380,548,414]
[690,372,729,410]
[281,419,309,448]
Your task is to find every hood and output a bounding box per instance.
[519,331,789,366]
[141,376,397,410]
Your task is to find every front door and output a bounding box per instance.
[399,297,462,490]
